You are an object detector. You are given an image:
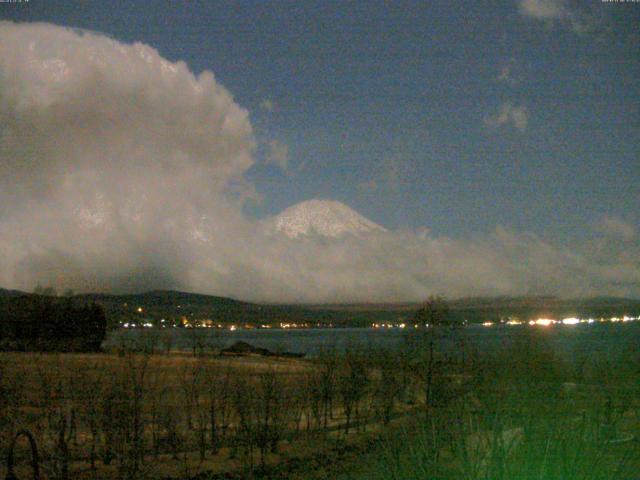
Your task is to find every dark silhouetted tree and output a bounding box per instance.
[413,295,451,406]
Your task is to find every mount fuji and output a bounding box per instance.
[266,199,387,239]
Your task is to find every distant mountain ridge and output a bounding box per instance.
[0,288,27,298]
[3,287,639,310]
[1,287,639,328]
[77,289,252,308]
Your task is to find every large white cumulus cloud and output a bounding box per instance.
[0,22,254,293]
[0,22,638,303]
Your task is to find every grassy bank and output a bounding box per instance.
[0,327,638,479]
[342,332,640,479]
[0,345,420,479]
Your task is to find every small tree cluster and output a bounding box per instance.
[0,294,106,352]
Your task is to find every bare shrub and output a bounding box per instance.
[202,360,234,455]
[371,349,403,425]
[316,347,338,429]
[338,348,369,434]
[230,372,257,472]
[254,368,286,468]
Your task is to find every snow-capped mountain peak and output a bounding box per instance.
[268,199,387,238]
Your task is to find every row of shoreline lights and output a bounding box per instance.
[371,315,639,329]
[481,315,639,327]
[122,318,332,329]
[124,308,638,330]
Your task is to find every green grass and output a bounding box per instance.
[341,333,640,480]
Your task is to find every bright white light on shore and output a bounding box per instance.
[507,320,522,325]
[482,321,493,327]
[535,318,554,326]
[562,317,580,325]
[229,325,236,331]
[137,307,143,313]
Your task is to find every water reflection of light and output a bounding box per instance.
[562,317,580,325]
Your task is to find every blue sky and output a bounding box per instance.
[3,0,638,243]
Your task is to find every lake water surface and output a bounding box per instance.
[107,322,639,361]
